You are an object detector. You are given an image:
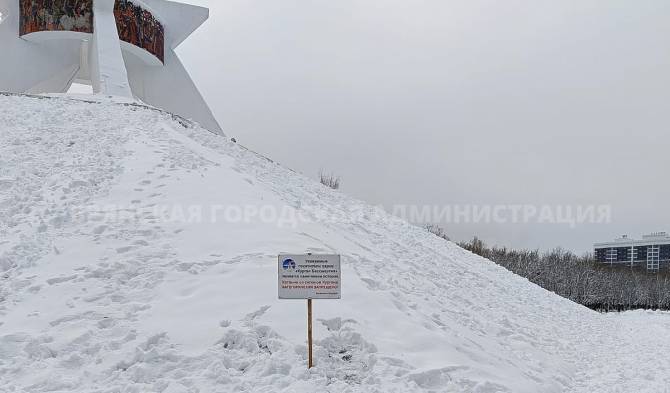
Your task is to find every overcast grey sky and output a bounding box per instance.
[175,0,669,253]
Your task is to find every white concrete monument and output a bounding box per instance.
[0,0,222,134]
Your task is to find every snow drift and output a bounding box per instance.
[1,94,669,393]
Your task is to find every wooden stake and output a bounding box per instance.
[307,298,313,369]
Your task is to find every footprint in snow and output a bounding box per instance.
[245,306,271,323]
[116,246,134,254]
[46,275,78,285]
[318,317,358,332]
[92,225,107,235]
[360,277,384,291]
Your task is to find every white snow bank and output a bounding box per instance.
[1,94,669,392]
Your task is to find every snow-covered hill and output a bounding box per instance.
[1,94,669,393]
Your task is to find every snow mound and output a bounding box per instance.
[1,94,670,392]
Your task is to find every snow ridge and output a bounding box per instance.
[1,95,669,393]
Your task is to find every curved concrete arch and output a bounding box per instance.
[20,29,162,67]
[120,40,162,66]
[21,30,91,43]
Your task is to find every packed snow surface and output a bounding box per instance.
[1,94,669,392]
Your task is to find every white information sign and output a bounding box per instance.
[278,254,341,299]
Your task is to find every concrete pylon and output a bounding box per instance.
[90,0,132,97]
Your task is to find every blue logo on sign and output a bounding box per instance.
[282,259,296,270]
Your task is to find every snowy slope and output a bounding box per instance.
[1,94,669,393]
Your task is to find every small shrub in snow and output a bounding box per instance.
[319,171,341,190]
[425,224,450,241]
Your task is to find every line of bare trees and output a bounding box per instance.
[426,227,670,311]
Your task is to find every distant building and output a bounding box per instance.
[594,232,670,272]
